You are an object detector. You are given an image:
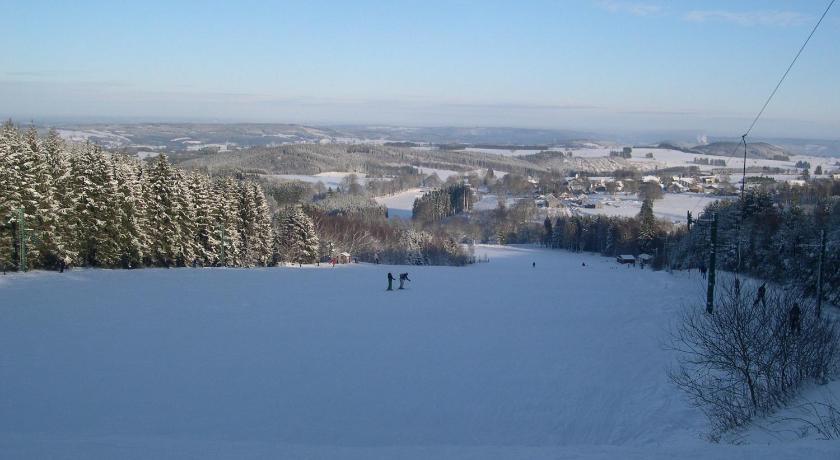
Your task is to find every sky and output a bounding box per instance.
[1,0,839,139]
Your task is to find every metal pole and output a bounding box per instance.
[817,229,826,318]
[17,207,26,273]
[706,213,718,314]
[219,223,226,267]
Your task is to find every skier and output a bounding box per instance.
[699,261,707,280]
[582,262,586,267]
[789,303,801,335]
[532,262,536,268]
[374,254,380,265]
[398,273,411,290]
[387,272,395,291]
[754,283,766,307]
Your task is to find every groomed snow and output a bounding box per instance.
[1,246,838,459]
[577,192,729,223]
[375,187,426,219]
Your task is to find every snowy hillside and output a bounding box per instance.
[1,246,838,459]
[375,187,426,219]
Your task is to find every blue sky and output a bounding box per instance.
[2,0,839,138]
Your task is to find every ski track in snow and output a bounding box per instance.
[1,246,838,459]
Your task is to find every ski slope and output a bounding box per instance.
[1,246,838,459]
[375,187,425,219]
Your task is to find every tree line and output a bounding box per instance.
[412,183,474,224]
[0,122,321,270]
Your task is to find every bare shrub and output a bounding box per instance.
[668,281,839,436]
[772,399,840,440]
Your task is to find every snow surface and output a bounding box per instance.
[577,192,729,223]
[375,187,426,219]
[1,246,838,459]
[473,194,521,211]
[272,172,380,189]
[568,147,838,175]
[416,166,461,181]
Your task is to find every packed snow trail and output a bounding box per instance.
[1,246,837,459]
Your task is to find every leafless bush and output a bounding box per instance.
[772,399,840,440]
[668,281,839,436]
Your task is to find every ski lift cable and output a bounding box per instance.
[732,0,835,182]
[742,0,836,140]
[728,0,835,275]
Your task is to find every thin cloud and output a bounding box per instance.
[595,1,662,17]
[684,10,811,27]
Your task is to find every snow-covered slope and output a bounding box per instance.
[375,187,425,219]
[1,246,837,459]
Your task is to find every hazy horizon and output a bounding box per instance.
[3,1,839,139]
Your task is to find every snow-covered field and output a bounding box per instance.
[272,171,380,189]
[569,147,837,175]
[416,166,461,181]
[375,187,426,219]
[577,192,729,223]
[1,246,838,459]
[473,194,521,211]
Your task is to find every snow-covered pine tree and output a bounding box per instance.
[172,170,198,266]
[67,143,122,266]
[401,229,426,265]
[211,177,243,266]
[279,206,319,265]
[144,153,182,267]
[248,182,274,266]
[237,181,259,267]
[4,125,46,266]
[637,198,657,254]
[112,155,147,268]
[187,172,219,265]
[0,121,22,270]
[38,128,76,267]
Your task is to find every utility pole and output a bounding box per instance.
[17,207,27,273]
[219,223,226,267]
[817,229,826,318]
[706,213,718,314]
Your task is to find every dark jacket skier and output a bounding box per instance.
[789,303,801,335]
[754,283,766,307]
[399,273,410,289]
[699,262,707,280]
[387,272,395,291]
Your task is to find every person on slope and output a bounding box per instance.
[387,272,395,291]
[789,303,801,335]
[399,273,411,290]
[754,283,766,308]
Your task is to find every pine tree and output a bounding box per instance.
[39,128,76,267]
[187,172,219,265]
[543,217,553,247]
[637,198,657,254]
[0,121,23,269]
[144,154,182,267]
[67,143,122,266]
[249,182,274,266]
[112,156,147,268]
[172,170,198,266]
[279,206,319,264]
[212,177,242,266]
